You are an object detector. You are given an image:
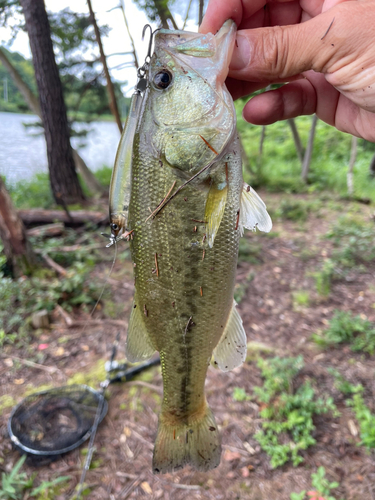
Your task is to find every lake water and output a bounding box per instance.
[0,111,121,184]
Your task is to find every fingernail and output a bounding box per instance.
[230,34,250,71]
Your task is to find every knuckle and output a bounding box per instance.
[261,26,290,78]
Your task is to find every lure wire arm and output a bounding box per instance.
[105,24,159,249]
[135,24,160,92]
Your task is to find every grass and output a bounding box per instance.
[0,455,70,500]
[290,466,342,500]
[313,310,375,354]
[252,356,337,468]
[236,102,375,201]
[328,369,375,451]
[313,258,336,298]
[347,390,375,449]
[325,215,375,269]
[292,290,311,308]
[5,166,111,210]
[0,229,111,338]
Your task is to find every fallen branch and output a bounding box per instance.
[26,222,64,238]
[43,243,104,253]
[18,209,107,226]
[55,305,73,327]
[1,354,58,374]
[35,250,67,276]
[126,380,163,394]
[67,319,128,328]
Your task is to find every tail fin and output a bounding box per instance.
[152,404,221,474]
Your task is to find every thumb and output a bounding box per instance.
[229,7,349,82]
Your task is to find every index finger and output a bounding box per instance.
[199,0,300,34]
[199,0,264,34]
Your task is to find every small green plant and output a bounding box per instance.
[0,455,70,499]
[325,216,375,269]
[238,238,262,264]
[290,466,342,500]
[232,387,250,402]
[253,356,337,468]
[313,310,375,354]
[327,368,363,395]
[292,290,310,308]
[276,199,310,221]
[233,271,254,304]
[0,455,35,499]
[290,492,306,500]
[348,390,375,449]
[7,173,54,210]
[313,259,335,297]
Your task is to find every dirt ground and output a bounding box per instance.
[1,192,375,500]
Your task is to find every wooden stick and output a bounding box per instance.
[1,354,58,374]
[145,181,176,221]
[67,319,128,328]
[154,253,159,277]
[35,250,67,276]
[55,304,73,327]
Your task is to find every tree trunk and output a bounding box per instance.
[71,150,106,197]
[153,0,178,29]
[87,0,123,134]
[183,0,193,29]
[347,135,358,197]
[287,118,304,164]
[0,47,105,198]
[19,0,85,206]
[258,126,266,171]
[198,0,204,26]
[369,152,375,177]
[0,178,38,277]
[301,114,318,183]
[119,0,139,69]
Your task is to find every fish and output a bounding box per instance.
[113,20,272,474]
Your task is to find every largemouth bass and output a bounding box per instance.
[111,20,272,474]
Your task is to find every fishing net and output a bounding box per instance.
[7,385,108,462]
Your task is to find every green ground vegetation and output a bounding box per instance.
[290,466,342,500]
[329,369,375,451]
[249,356,337,468]
[236,101,375,202]
[0,455,70,500]
[313,310,375,354]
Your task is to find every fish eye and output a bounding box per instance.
[153,70,173,89]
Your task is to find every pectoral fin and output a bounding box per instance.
[205,183,228,248]
[239,183,272,236]
[125,303,156,363]
[213,301,247,372]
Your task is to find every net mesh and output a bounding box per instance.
[8,385,108,456]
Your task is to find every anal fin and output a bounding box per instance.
[213,300,247,372]
[205,183,228,248]
[125,302,156,363]
[239,183,272,236]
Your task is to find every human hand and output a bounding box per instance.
[200,1,375,142]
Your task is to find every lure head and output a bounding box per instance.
[143,20,237,179]
[102,213,126,247]
[110,213,126,237]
